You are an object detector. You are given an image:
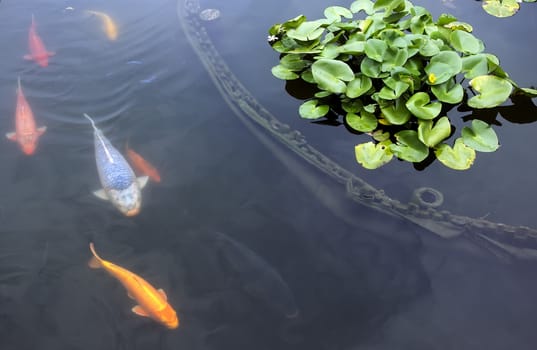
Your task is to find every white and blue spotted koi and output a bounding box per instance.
[83,113,148,216]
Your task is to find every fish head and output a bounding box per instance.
[107,182,141,216]
[158,305,179,329]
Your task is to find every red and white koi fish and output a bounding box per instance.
[23,15,55,67]
[5,77,46,155]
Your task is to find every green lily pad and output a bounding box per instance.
[371,130,390,142]
[461,119,499,152]
[461,54,489,79]
[380,99,411,125]
[342,99,363,113]
[360,57,385,78]
[468,75,513,108]
[418,116,451,147]
[390,130,429,163]
[355,141,393,169]
[271,65,299,80]
[350,0,375,15]
[346,74,373,98]
[431,78,464,104]
[435,138,476,170]
[424,51,462,85]
[443,21,473,32]
[300,70,315,83]
[287,19,327,41]
[482,0,520,18]
[517,87,537,97]
[311,59,355,94]
[406,92,442,120]
[299,99,330,119]
[346,111,378,133]
[364,39,388,62]
[450,30,484,54]
[378,77,409,100]
[280,54,311,71]
[324,6,353,22]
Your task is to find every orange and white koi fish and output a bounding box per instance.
[126,144,161,183]
[86,10,118,41]
[23,15,55,67]
[5,77,46,155]
[88,243,179,329]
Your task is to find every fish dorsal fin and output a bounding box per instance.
[84,113,114,163]
[37,126,47,135]
[158,288,168,301]
[132,305,150,317]
[137,176,149,189]
[93,188,109,200]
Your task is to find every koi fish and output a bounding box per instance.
[125,144,161,183]
[86,10,118,41]
[23,15,55,67]
[83,113,148,216]
[88,243,179,329]
[5,77,46,155]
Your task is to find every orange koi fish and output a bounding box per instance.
[126,144,161,183]
[86,10,118,41]
[5,77,46,155]
[23,15,55,67]
[88,243,179,329]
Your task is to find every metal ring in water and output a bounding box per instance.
[411,187,444,208]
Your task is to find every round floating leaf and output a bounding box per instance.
[390,130,429,163]
[418,116,451,147]
[380,100,411,125]
[324,6,353,22]
[406,92,442,120]
[271,65,299,80]
[338,40,365,54]
[360,57,383,78]
[461,54,489,79]
[468,75,513,108]
[518,87,537,97]
[342,99,363,113]
[346,74,373,98]
[435,138,476,170]
[443,21,473,32]
[280,54,311,71]
[461,119,499,152]
[450,30,484,54]
[355,141,393,169]
[364,39,388,62]
[424,51,462,85]
[350,0,375,14]
[346,111,378,133]
[312,59,355,94]
[371,130,390,142]
[301,70,315,83]
[431,79,464,104]
[287,19,327,41]
[381,47,409,71]
[299,99,330,119]
[482,0,520,18]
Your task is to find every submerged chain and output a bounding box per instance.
[178,0,537,260]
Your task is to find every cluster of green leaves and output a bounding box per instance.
[268,0,537,170]
[482,0,536,18]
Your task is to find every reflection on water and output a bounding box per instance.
[0,0,537,349]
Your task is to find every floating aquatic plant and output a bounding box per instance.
[482,0,536,18]
[268,0,537,170]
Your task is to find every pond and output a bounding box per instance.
[0,0,536,349]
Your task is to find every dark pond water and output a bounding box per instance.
[0,0,536,349]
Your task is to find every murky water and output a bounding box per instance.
[0,0,536,349]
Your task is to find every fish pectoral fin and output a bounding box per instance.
[47,51,56,57]
[37,126,47,135]
[93,189,109,200]
[137,176,149,189]
[5,132,17,141]
[23,54,33,60]
[127,292,135,300]
[158,288,168,301]
[132,305,150,317]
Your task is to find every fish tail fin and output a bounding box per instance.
[88,242,103,269]
[31,14,35,26]
[17,76,21,93]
